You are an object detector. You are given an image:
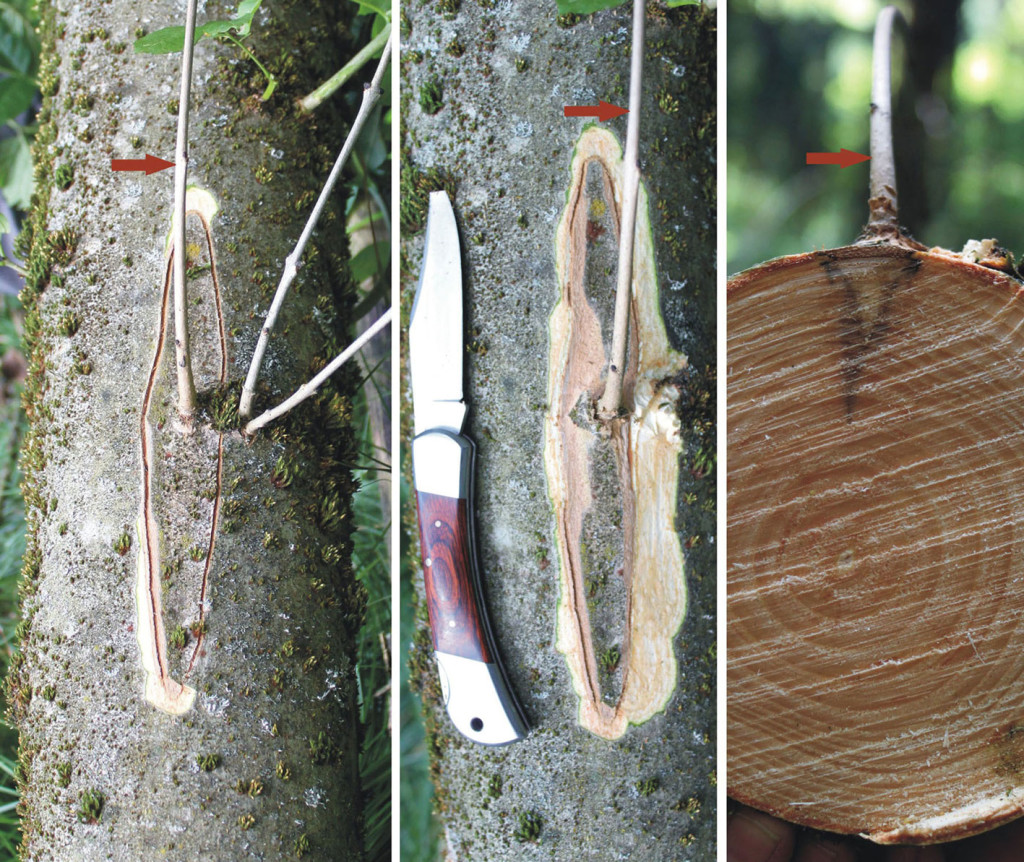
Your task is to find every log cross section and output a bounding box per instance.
[728,244,1024,843]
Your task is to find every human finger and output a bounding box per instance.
[728,805,798,862]
[884,845,945,862]
[794,832,860,862]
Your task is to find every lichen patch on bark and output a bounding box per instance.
[545,126,685,739]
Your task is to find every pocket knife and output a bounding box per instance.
[409,191,529,745]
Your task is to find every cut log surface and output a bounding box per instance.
[728,243,1024,844]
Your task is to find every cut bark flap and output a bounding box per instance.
[728,244,1024,843]
[137,188,223,715]
[545,126,686,740]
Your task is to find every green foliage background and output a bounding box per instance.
[0,2,39,857]
[0,300,24,862]
[728,0,1024,276]
[0,0,38,211]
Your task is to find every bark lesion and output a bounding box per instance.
[545,126,686,740]
[136,188,226,715]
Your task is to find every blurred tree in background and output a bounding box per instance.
[728,0,1024,275]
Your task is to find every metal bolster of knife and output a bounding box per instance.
[412,429,529,744]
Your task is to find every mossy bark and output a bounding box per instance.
[402,3,716,859]
[9,1,367,859]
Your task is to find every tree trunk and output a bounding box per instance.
[8,1,367,858]
[402,2,716,858]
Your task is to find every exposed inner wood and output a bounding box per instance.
[136,188,225,715]
[728,244,1024,843]
[581,163,633,706]
[545,126,686,740]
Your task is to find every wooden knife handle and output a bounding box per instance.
[416,491,491,663]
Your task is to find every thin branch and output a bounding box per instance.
[244,307,392,435]
[300,21,391,113]
[238,30,394,420]
[597,0,645,421]
[866,5,907,240]
[172,0,199,428]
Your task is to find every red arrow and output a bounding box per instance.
[563,100,628,122]
[111,154,175,175]
[806,148,870,169]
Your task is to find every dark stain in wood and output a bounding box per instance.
[820,254,921,421]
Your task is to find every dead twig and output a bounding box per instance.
[243,308,392,435]
[172,0,199,428]
[866,5,907,240]
[597,0,645,421]
[239,31,394,420]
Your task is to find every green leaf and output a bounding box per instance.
[200,0,261,41]
[665,0,701,5]
[0,0,38,18]
[132,25,189,54]
[199,20,245,39]
[555,0,626,13]
[204,0,263,38]
[0,6,39,75]
[133,0,263,54]
[235,0,263,23]
[370,12,388,38]
[354,103,387,175]
[0,133,33,210]
[0,77,34,127]
[349,242,388,284]
[355,0,389,19]
[345,210,386,234]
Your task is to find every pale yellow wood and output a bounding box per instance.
[545,126,685,740]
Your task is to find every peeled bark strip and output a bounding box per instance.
[728,243,1024,843]
[402,2,716,859]
[9,2,365,858]
[136,188,222,716]
[545,126,684,740]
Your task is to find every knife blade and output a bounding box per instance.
[409,191,529,745]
